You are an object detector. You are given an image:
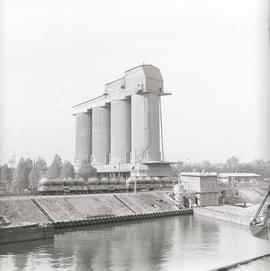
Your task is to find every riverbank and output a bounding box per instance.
[194,204,259,226]
[0,192,194,243]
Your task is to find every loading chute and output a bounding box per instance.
[249,188,270,240]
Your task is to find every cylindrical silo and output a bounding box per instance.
[75,112,92,164]
[131,93,160,162]
[92,105,110,165]
[110,99,131,164]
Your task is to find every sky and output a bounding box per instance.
[0,0,269,165]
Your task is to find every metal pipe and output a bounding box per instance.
[159,97,165,161]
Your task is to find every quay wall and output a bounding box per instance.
[194,205,259,226]
[0,224,54,244]
[0,192,181,225]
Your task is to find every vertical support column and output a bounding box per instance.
[131,93,161,162]
[92,105,111,165]
[131,94,146,162]
[147,93,161,161]
[159,97,165,161]
[75,111,92,165]
[110,98,131,164]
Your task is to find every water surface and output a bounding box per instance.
[0,215,270,271]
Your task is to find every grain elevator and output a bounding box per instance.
[72,64,172,178]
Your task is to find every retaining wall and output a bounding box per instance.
[194,205,259,226]
[53,209,193,229]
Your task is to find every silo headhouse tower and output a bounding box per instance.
[72,64,172,179]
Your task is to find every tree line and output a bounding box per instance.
[0,154,96,192]
[1,155,270,192]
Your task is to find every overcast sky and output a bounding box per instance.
[0,0,269,165]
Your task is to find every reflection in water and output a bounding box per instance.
[54,219,175,271]
[0,216,270,271]
[0,239,53,256]
[0,239,54,271]
[13,254,28,271]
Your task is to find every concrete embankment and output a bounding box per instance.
[194,204,259,226]
[0,192,190,227]
[237,187,268,204]
[0,199,49,224]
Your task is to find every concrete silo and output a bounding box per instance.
[92,106,110,165]
[73,64,172,178]
[110,98,131,164]
[75,112,92,164]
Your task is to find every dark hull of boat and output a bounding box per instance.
[250,224,269,240]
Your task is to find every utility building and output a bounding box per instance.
[72,64,172,178]
[180,172,219,206]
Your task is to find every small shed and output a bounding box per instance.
[180,172,218,206]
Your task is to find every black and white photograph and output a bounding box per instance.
[0,0,269,270]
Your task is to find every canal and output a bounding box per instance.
[0,215,270,271]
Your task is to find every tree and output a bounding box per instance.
[46,154,62,179]
[226,156,239,171]
[16,158,33,190]
[16,158,25,189]
[77,159,97,181]
[237,163,255,173]
[251,159,264,172]
[0,164,12,185]
[171,161,187,177]
[201,161,211,170]
[60,161,75,179]
[29,158,47,189]
[264,161,270,178]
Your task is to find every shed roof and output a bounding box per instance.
[218,173,261,178]
[180,172,217,177]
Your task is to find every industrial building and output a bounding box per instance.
[180,172,219,206]
[72,64,173,179]
[218,173,262,187]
